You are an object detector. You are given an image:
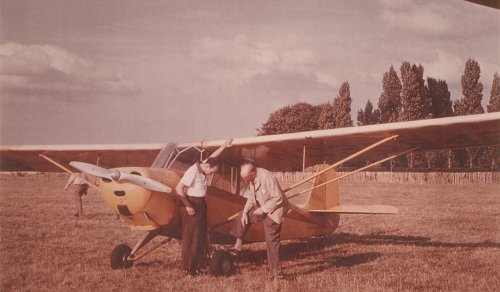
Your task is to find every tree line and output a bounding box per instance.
[258,58,500,170]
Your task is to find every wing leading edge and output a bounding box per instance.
[193,112,500,170]
[1,113,499,172]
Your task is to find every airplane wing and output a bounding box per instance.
[1,112,499,171]
[0,144,165,172]
[188,112,500,170]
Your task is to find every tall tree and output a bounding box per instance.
[414,64,432,119]
[400,62,422,122]
[333,81,353,128]
[483,72,500,169]
[357,100,380,126]
[378,65,402,123]
[427,77,454,168]
[427,77,453,118]
[400,62,429,168]
[454,58,484,116]
[454,59,485,168]
[487,72,500,113]
[318,103,335,129]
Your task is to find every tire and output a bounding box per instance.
[110,244,133,269]
[209,250,234,276]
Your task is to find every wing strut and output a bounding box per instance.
[223,134,399,223]
[287,146,419,200]
[39,154,99,190]
[283,134,399,193]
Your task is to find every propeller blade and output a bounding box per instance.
[70,161,112,179]
[118,172,172,193]
[69,161,172,193]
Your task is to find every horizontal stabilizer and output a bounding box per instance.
[309,204,398,214]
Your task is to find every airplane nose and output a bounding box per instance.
[110,170,121,181]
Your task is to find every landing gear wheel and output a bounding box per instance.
[110,244,133,269]
[209,249,234,276]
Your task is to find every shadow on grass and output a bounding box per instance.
[285,252,383,276]
[235,232,499,275]
[331,232,500,249]
[238,236,340,265]
[134,260,177,269]
[237,236,382,275]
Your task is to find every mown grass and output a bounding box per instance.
[0,173,498,291]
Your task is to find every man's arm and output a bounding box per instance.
[208,138,233,159]
[64,174,75,190]
[175,182,195,216]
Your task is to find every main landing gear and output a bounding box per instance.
[109,231,235,276]
[209,249,234,276]
[110,231,171,270]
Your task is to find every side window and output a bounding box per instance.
[209,163,240,195]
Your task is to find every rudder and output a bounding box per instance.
[303,164,340,210]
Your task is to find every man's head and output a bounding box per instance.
[240,161,257,183]
[201,157,219,175]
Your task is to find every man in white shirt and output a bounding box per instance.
[175,138,232,276]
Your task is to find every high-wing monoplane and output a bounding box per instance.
[1,112,499,275]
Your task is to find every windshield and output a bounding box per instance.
[157,144,239,195]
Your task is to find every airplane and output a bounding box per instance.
[1,112,499,275]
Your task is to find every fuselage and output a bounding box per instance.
[97,167,340,243]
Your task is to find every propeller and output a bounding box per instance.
[69,161,172,193]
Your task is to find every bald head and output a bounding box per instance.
[240,162,256,182]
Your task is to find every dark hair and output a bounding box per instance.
[204,157,219,168]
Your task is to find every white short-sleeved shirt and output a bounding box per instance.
[180,163,207,197]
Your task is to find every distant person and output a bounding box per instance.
[228,160,290,279]
[64,172,89,218]
[175,138,233,276]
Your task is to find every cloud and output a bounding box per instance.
[422,50,464,82]
[379,0,454,36]
[0,43,139,100]
[246,69,333,92]
[189,34,335,92]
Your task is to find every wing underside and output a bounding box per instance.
[1,113,499,171]
[201,113,500,170]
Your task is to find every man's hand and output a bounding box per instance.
[186,206,195,216]
[241,212,248,225]
[253,207,265,217]
[224,138,233,147]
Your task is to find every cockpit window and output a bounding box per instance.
[151,142,178,168]
[157,143,240,195]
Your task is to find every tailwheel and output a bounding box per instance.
[209,249,234,276]
[110,244,134,269]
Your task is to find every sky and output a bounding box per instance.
[1,0,499,145]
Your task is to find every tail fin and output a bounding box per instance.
[303,164,399,215]
[303,164,340,210]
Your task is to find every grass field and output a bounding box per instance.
[1,173,499,291]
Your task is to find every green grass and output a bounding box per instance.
[1,173,498,291]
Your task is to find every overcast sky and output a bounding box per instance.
[1,0,499,145]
